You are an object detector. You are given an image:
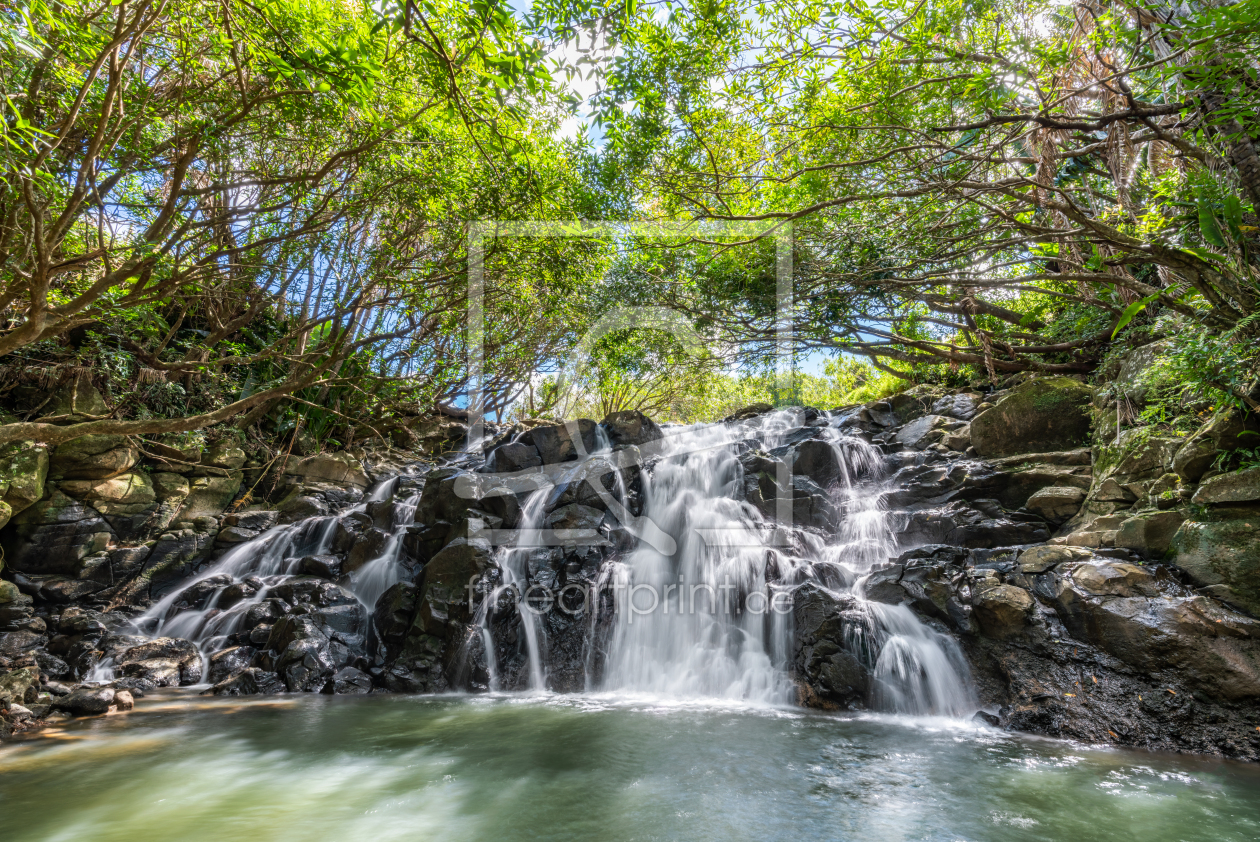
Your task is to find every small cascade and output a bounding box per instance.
[133,516,340,648]
[349,493,420,612]
[483,486,551,690]
[129,477,422,664]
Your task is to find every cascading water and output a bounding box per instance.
[582,409,973,714]
[126,477,421,670]
[600,422,794,702]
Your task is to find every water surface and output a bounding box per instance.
[2,692,1259,841]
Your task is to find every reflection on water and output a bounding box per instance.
[2,692,1259,842]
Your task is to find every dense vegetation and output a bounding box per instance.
[2,0,1257,445]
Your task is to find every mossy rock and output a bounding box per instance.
[970,377,1093,457]
[49,435,139,480]
[1171,505,1260,615]
[0,442,49,526]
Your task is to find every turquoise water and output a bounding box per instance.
[2,692,1259,841]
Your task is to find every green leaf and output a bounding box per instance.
[1111,292,1162,340]
[1197,185,1227,247]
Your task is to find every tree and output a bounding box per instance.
[535,0,1260,397]
[0,0,596,444]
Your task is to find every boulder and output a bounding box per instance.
[893,414,952,450]
[1025,486,1085,524]
[206,667,284,696]
[0,667,40,706]
[414,537,493,636]
[58,471,158,539]
[173,475,242,523]
[1115,511,1185,557]
[601,410,664,448]
[202,444,246,471]
[53,685,115,715]
[49,435,139,481]
[113,689,134,711]
[725,403,774,422]
[521,420,601,464]
[117,637,203,686]
[1016,544,1092,574]
[0,442,49,528]
[300,554,343,579]
[545,503,606,535]
[1192,467,1260,506]
[484,441,543,473]
[1172,436,1218,484]
[0,488,113,575]
[930,393,980,421]
[969,377,1092,457]
[207,646,257,685]
[972,584,1034,638]
[1171,506,1260,615]
[284,452,369,490]
[42,374,110,420]
[323,666,373,694]
[791,439,844,488]
[792,584,870,706]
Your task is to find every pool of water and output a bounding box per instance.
[2,692,1259,841]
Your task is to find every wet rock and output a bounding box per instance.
[276,638,336,692]
[792,584,869,707]
[300,554,343,579]
[207,646,257,685]
[601,410,664,448]
[117,637,203,686]
[323,666,373,694]
[345,527,391,575]
[791,439,843,487]
[1025,486,1085,524]
[0,630,49,657]
[521,420,601,464]
[113,689,134,710]
[415,538,493,636]
[970,377,1093,457]
[545,504,605,534]
[972,584,1034,638]
[53,685,115,715]
[485,441,543,473]
[206,667,284,696]
[894,415,952,450]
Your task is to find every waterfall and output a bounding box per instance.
[588,409,975,714]
[128,478,418,666]
[599,422,795,702]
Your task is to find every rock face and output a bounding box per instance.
[970,377,1093,457]
[857,544,1260,758]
